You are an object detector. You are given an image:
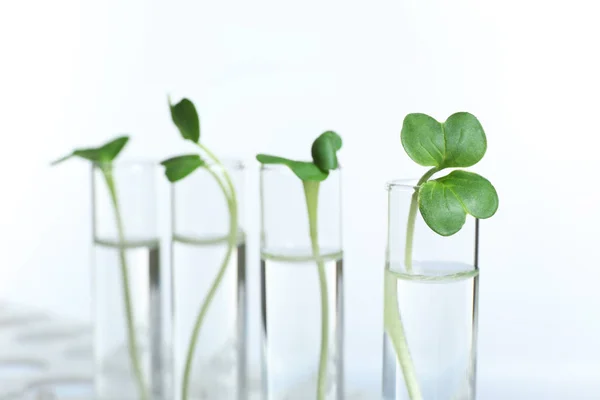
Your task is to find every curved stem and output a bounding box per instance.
[180,153,238,400]
[403,196,419,274]
[386,166,439,399]
[384,271,422,400]
[303,180,329,400]
[102,167,149,400]
[404,167,439,273]
[198,144,237,202]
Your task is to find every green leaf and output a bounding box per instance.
[311,131,342,171]
[160,154,205,182]
[443,113,487,167]
[256,154,328,181]
[401,112,486,169]
[256,154,293,166]
[401,113,445,167]
[418,181,466,237]
[321,131,342,150]
[418,170,499,236]
[288,161,329,181]
[169,97,200,143]
[51,136,129,166]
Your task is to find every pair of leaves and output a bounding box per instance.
[50,97,206,183]
[161,97,206,182]
[51,136,129,166]
[257,131,342,182]
[256,155,329,181]
[401,112,486,169]
[401,112,498,236]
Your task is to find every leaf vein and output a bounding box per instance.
[418,142,438,164]
[446,185,469,214]
[427,138,444,162]
[441,122,447,165]
[442,186,453,213]
[456,128,465,153]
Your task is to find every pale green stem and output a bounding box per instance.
[259,169,266,246]
[386,166,439,400]
[384,271,422,400]
[198,144,237,201]
[303,180,329,400]
[403,197,419,274]
[102,166,149,400]
[404,167,439,273]
[180,148,238,400]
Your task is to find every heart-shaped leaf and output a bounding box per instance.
[169,97,200,143]
[51,136,130,166]
[418,170,499,236]
[311,131,342,171]
[160,154,205,182]
[256,154,329,181]
[401,113,445,167]
[401,112,486,169]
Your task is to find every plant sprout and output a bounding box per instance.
[52,136,149,400]
[385,112,499,399]
[159,97,238,400]
[256,130,342,400]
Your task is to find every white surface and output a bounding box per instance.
[1,0,600,397]
[0,303,93,399]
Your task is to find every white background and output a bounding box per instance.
[1,0,600,398]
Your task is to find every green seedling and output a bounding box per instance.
[401,112,498,267]
[159,98,238,400]
[385,112,499,399]
[256,131,342,400]
[52,136,149,400]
